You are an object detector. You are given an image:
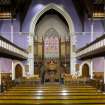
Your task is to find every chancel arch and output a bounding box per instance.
[29,3,76,77]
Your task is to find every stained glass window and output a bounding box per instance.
[44,28,59,58]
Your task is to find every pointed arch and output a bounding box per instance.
[29,3,76,76]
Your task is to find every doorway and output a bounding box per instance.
[82,64,90,78]
[15,64,23,79]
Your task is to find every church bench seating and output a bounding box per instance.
[1,81,105,104]
[1,73,15,93]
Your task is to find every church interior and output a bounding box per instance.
[0,0,105,104]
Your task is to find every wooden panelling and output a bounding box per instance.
[93,72,104,79]
[61,43,65,56]
[38,43,42,58]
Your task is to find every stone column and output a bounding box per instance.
[0,71,1,92]
[0,59,3,92]
[90,19,94,79]
[28,34,34,76]
[90,59,93,79]
[65,37,67,67]
[42,36,44,61]
[103,57,105,93]
[11,19,13,43]
[70,33,76,75]
[91,19,94,42]
[12,60,14,80]
[104,57,105,85]
[0,69,1,85]
[59,37,61,64]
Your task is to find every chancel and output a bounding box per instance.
[0,0,105,104]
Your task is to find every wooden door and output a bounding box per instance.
[82,64,89,77]
[15,64,23,79]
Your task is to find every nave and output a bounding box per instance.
[1,82,105,105]
[0,0,105,105]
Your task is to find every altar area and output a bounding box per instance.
[44,59,60,82]
[33,12,71,83]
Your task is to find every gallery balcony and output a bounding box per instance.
[76,33,105,60]
[0,35,28,60]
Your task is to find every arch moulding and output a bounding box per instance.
[29,3,76,76]
[12,61,25,80]
[79,61,91,77]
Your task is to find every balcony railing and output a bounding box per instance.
[76,34,105,58]
[0,32,105,60]
[0,35,28,59]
